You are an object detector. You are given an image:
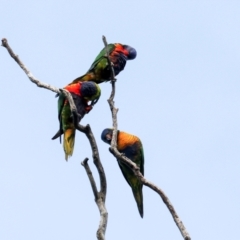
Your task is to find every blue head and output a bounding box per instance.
[123,45,137,60]
[80,81,98,98]
[101,128,113,145]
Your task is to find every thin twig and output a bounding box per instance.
[102,36,116,86]
[2,38,108,240]
[102,35,118,149]
[77,124,107,199]
[1,38,60,94]
[103,36,191,240]
[1,38,77,114]
[81,158,98,200]
[78,124,108,240]
[81,157,108,240]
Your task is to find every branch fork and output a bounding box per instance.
[103,36,191,240]
[2,36,191,240]
[2,38,107,240]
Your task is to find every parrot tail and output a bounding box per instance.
[63,128,76,161]
[132,184,144,218]
[52,129,63,143]
[71,73,96,84]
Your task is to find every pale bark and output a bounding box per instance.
[2,38,108,240]
[103,36,192,240]
[2,36,191,240]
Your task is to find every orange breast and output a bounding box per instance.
[117,132,139,151]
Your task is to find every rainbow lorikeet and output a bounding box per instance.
[101,128,144,218]
[52,81,101,160]
[70,43,137,84]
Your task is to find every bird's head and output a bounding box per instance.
[101,128,114,145]
[123,45,137,60]
[80,81,101,103]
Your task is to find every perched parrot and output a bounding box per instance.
[52,81,101,160]
[70,43,137,84]
[101,128,144,218]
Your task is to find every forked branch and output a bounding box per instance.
[103,36,191,240]
[2,38,107,240]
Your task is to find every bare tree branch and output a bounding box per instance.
[1,38,77,114]
[2,38,108,240]
[109,148,191,239]
[78,124,107,200]
[81,158,98,199]
[103,36,191,240]
[81,156,108,240]
[102,35,118,150]
[3,36,191,240]
[79,124,108,240]
[2,38,60,94]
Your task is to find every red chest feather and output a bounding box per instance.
[64,83,81,96]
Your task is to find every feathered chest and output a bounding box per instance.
[110,52,127,75]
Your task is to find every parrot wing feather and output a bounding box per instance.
[88,44,115,71]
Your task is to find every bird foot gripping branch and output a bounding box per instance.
[52,81,101,160]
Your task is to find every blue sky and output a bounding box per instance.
[1,1,240,239]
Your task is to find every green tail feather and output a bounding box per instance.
[132,184,144,218]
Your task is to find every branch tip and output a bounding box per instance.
[81,158,89,166]
[1,38,7,47]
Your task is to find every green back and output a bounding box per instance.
[88,44,115,71]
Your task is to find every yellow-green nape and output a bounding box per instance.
[80,81,101,100]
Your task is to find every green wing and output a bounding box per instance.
[118,141,144,186]
[69,44,116,85]
[139,145,144,176]
[117,141,144,218]
[58,93,65,120]
[51,93,66,141]
[131,141,144,176]
[88,44,115,71]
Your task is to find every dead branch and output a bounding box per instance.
[77,123,108,240]
[81,157,108,240]
[1,38,60,94]
[2,38,108,240]
[78,124,107,201]
[102,35,118,150]
[81,158,98,199]
[103,36,191,240]
[1,38,77,114]
[78,124,108,240]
